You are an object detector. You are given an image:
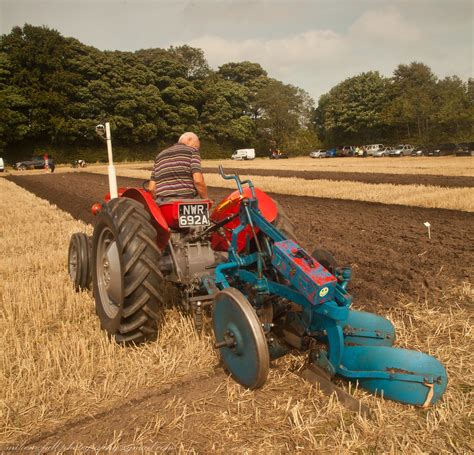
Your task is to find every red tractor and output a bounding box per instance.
[69,172,294,345]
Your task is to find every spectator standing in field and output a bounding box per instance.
[49,157,55,173]
[43,152,49,172]
[148,132,209,200]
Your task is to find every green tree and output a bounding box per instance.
[255,79,313,149]
[432,76,473,141]
[314,71,391,144]
[0,52,29,147]
[199,79,254,144]
[384,62,437,140]
[168,45,211,80]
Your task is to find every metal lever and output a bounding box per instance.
[218,165,256,197]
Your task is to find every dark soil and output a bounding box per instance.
[199,167,474,188]
[8,172,473,309]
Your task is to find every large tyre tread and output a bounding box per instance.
[124,242,147,273]
[122,291,149,318]
[94,197,165,344]
[124,268,149,297]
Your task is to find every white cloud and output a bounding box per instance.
[349,6,421,42]
[188,29,345,70]
[182,6,426,98]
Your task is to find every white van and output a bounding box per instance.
[231,148,255,160]
[0,157,4,172]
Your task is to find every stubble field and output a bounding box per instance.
[1,156,473,453]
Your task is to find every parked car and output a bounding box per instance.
[343,145,356,156]
[455,142,474,156]
[309,149,327,159]
[326,148,337,158]
[353,146,367,157]
[0,157,4,172]
[336,146,355,157]
[13,156,46,170]
[426,143,456,156]
[364,144,385,156]
[411,145,431,156]
[373,146,394,157]
[389,144,414,157]
[232,148,255,160]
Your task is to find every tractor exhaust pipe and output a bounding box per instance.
[96,122,118,199]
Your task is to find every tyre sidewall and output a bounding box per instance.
[68,233,83,291]
[92,209,125,334]
[77,233,90,289]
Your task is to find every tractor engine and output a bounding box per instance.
[159,233,218,283]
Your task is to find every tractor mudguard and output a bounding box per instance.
[119,188,170,249]
[210,187,278,252]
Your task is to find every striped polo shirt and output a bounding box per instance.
[151,142,202,198]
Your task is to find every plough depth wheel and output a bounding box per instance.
[213,288,269,389]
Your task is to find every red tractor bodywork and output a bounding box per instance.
[210,187,278,251]
[96,186,278,251]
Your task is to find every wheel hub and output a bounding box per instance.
[102,258,111,286]
[96,227,123,318]
[69,248,78,280]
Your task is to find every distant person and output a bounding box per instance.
[43,152,49,172]
[148,132,209,201]
[49,158,55,173]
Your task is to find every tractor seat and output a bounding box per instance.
[156,197,206,206]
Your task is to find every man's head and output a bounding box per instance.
[179,132,200,150]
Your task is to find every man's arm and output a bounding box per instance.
[192,172,209,199]
[146,180,156,194]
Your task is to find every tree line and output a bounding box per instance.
[316,64,473,146]
[0,25,472,163]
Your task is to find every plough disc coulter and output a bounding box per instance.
[68,166,447,408]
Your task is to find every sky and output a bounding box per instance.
[1,0,472,101]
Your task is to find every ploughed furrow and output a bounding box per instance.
[201,167,474,188]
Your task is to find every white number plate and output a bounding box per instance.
[178,203,210,227]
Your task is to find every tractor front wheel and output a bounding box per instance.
[92,197,165,344]
[68,232,92,291]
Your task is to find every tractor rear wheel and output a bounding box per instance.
[273,200,297,241]
[312,248,338,275]
[92,197,165,344]
[68,232,92,291]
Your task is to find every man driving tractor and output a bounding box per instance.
[148,132,209,201]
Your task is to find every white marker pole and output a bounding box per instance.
[105,122,118,199]
[424,221,431,239]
